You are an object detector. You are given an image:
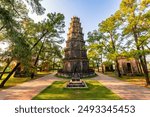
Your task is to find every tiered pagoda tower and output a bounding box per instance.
[63,16,89,74]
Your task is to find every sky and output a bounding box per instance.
[1,0,150,61]
[28,0,150,61]
[1,0,122,50]
[29,0,122,45]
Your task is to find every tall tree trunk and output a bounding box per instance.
[110,33,121,77]
[137,59,143,74]
[31,39,45,78]
[101,64,104,73]
[97,63,100,72]
[53,57,56,71]
[115,58,121,77]
[0,60,12,80]
[30,30,48,50]
[142,46,148,71]
[139,55,149,85]
[101,54,104,73]
[0,32,48,86]
[0,24,6,32]
[0,63,20,88]
[141,46,149,85]
[133,29,150,85]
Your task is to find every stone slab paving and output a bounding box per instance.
[0,74,62,100]
[1,72,150,100]
[95,72,150,100]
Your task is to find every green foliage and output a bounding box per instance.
[25,0,45,15]
[87,30,104,69]
[98,11,123,77]
[0,0,46,86]
[20,13,65,73]
[0,0,33,69]
[120,0,150,51]
[119,0,150,84]
[103,61,113,66]
[0,0,45,65]
[33,13,65,71]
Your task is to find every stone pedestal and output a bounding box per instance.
[66,73,88,88]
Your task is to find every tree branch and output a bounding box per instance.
[0,24,6,32]
[30,30,48,50]
[146,45,150,50]
[8,0,23,18]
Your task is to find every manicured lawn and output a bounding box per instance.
[0,72,51,89]
[104,72,149,87]
[32,80,121,100]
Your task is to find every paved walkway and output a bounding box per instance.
[95,72,150,100]
[0,74,62,100]
[1,72,150,100]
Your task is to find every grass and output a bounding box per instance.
[0,71,51,89]
[32,80,121,100]
[104,72,149,87]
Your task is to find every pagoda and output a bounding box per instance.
[63,16,89,74]
[57,16,94,78]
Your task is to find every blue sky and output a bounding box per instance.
[1,0,150,61]
[29,0,122,44]
[1,0,122,50]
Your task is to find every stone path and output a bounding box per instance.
[95,72,150,100]
[0,74,62,100]
[1,72,150,100]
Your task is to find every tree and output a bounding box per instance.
[99,11,123,77]
[29,13,65,78]
[120,0,150,85]
[40,42,63,71]
[87,30,104,73]
[0,0,45,87]
[0,0,45,32]
[0,51,12,80]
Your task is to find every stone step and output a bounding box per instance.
[67,84,86,87]
[66,80,88,88]
[68,82,85,85]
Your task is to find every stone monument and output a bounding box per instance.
[63,16,89,75]
[57,16,95,87]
